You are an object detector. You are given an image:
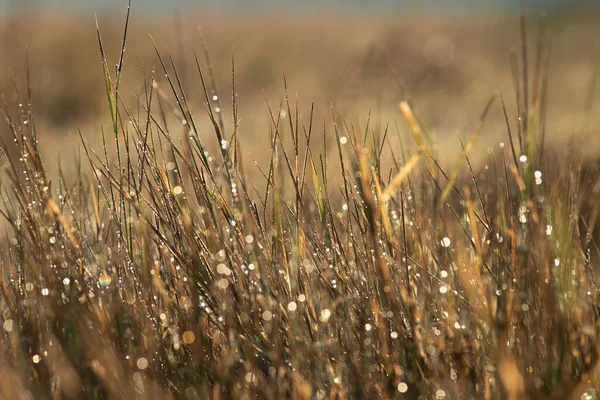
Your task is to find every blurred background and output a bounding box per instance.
[0,0,598,171]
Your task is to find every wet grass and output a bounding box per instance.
[0,4,599,400]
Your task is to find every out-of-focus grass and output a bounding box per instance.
[0,4,598,131]
[0,3,600,399]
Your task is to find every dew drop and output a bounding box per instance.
[182,331,196,344]
[217,279,229,289]
[398,382,408,393]
[262,310,273,321]
[3,319,13,332]
[217,263,228,275]
[98,272,112,287]
[136,357,148,370]
[245,372,256,383]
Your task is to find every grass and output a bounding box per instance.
[0,3,599,400]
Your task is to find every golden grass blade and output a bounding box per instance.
[46,197,79,249]
[399,101,428,153]
[381,150,421,201]
[498,357,525,400]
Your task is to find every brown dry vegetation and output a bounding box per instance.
[0,2,600,399]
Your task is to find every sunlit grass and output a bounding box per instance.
[0,4,599,400]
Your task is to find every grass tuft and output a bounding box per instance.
[0,5,599,400]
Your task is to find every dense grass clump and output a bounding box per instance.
[0,5,600,400]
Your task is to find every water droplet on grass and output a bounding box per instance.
[98,272,112,287]
[217,278,229,289]
[262,310,273,321]
[217,264,228,275]
[398,382,408,393]
[3,319,13,332]
[320,309,331,322]
[136,357,148,370]
[245,372,256,383]
[182,331,196,344]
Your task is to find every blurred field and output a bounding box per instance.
[0,3,598,170]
